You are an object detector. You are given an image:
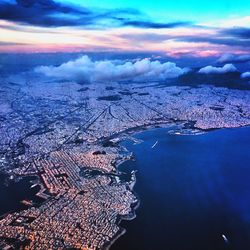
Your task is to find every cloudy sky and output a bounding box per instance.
[0,0,250,58]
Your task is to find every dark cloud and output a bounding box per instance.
[175,35,250,47]
[114,22,250,49]
[0,0,96,27]
[178,69,250,90]
[221,27,250,39]
[217,54,250,63]
[122,21,192,29]
[0,0,191,29]
[118,31,250,49]
[0,41,26,46]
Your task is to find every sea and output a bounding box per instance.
[0,174,41,217]
[112,126,250,250]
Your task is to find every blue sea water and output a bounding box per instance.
[0,174,41,217]
[112,126,250,250]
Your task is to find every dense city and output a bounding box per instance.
[0,78,250,249]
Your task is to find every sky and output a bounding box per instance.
[0,0,250,58]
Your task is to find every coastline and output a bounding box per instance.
[0,173,43,218]
[105,123,250,249]
[109,125,250,250]
[1,119,250,249]
[103,122,191,249]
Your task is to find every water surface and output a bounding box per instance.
[0,174,41,216]
[113,126,250,250]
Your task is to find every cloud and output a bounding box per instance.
[0,0,92,27]
[241,72,250,79]
[116,30,250,55]
[121,31,250,50]
[35,55,189,82]
[217,53,250,63]
[176,35,250,48]
[122,21,192,29]
[221,27,250,39]
[0,41,25,46]
[198,64,237,74]
[171,26,250,49]
[0,0,192,30]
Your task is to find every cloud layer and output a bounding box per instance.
[198,64,237,74]
[35,55,189,82]
[0,0,191,29]
[1,1,250,55]
[217,54,250,63]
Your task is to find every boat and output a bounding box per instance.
[222,234,229,244]
[151,140,158,148]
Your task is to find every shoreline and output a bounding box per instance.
[1,122,250,249]
[102,122,192,250]
[103,123,250,250]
